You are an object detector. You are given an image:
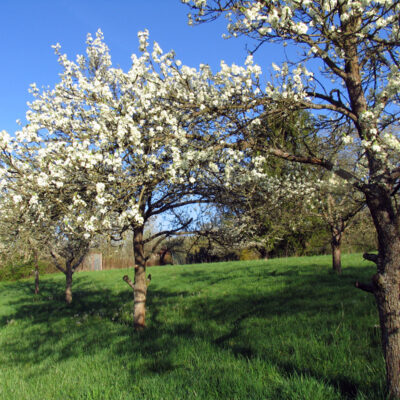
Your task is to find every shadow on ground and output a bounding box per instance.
[0,263,382,399]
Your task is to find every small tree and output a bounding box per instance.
[49,235,90,303]
[0,201,44,293]
[0,131,95,303]
[315,173,365,274]
[0,138,49,293]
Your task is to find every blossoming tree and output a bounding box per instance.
[182,0,400,396]
[9,30,269,328]
[199,158,320,259]
[0,132,94,302]
[0,143,43,294]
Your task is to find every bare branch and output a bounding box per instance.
[269,148,361,185]
[50,250,66,274]
[72,251,88,272]
[143,218,193,245]
[355,280,374,294]
[123,275,135,290]
[363,252,379,264]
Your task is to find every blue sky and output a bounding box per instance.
[0,0,287,135]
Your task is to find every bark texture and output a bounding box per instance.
[366,189,400,399]
[373,269,400,399]
[133,226,147,329]
[340,22,400,396]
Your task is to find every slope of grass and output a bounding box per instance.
[0,254,385,399]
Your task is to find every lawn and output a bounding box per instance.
[0,254,385,399]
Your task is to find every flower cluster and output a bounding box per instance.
[1,30,272,239]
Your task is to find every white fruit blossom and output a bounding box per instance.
[0,139,94,305]
[8,29,274,241]
[183,0,400,181]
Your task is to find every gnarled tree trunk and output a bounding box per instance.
[359,188,400,399]
[373,264,400,400]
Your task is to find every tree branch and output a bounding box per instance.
[363,252,379,264]
[301,99,358,122]
[149,199,212,217]
[50,250,66,274]
[268,148,361,185]
[305,91,354,118]
[72,251,88,272]
[122,275,135,290]
[354,280,374,294]
[143,218,193,245]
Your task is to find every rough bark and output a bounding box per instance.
[373,268,400,399]
[133,225,147,329]
[365,189,400,399]
[340,23,400,396]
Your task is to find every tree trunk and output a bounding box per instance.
[34,267,40,295]
[258,246,269,260]
[373,266,400,399]
[331,230,342,275]
[365,189,400,398]
[133,225,147,329]
[65,264,73,304]
[34,251,39,295]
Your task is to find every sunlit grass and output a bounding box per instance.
[0,254,385,399]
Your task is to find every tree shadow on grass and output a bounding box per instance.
[0,264,382,399]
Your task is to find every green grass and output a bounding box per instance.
[0,254,386,399]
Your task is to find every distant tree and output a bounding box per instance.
[49,235,90,303]
[199,164,318,259]
[0,201,44,293]
[315,173,364,274]
[197,111,339,262]
[342,208,378,253]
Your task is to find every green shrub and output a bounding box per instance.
[0,259,54,282]
[239,248,261,260]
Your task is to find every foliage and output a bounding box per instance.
[0,259,54,282]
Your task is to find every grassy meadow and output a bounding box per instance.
[0,254,386,399]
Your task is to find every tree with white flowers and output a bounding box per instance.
[182,0,400,396]
[0,134,94,302]
[199,158,321,259]
[7,30,275,328]
[0,199,46,295]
